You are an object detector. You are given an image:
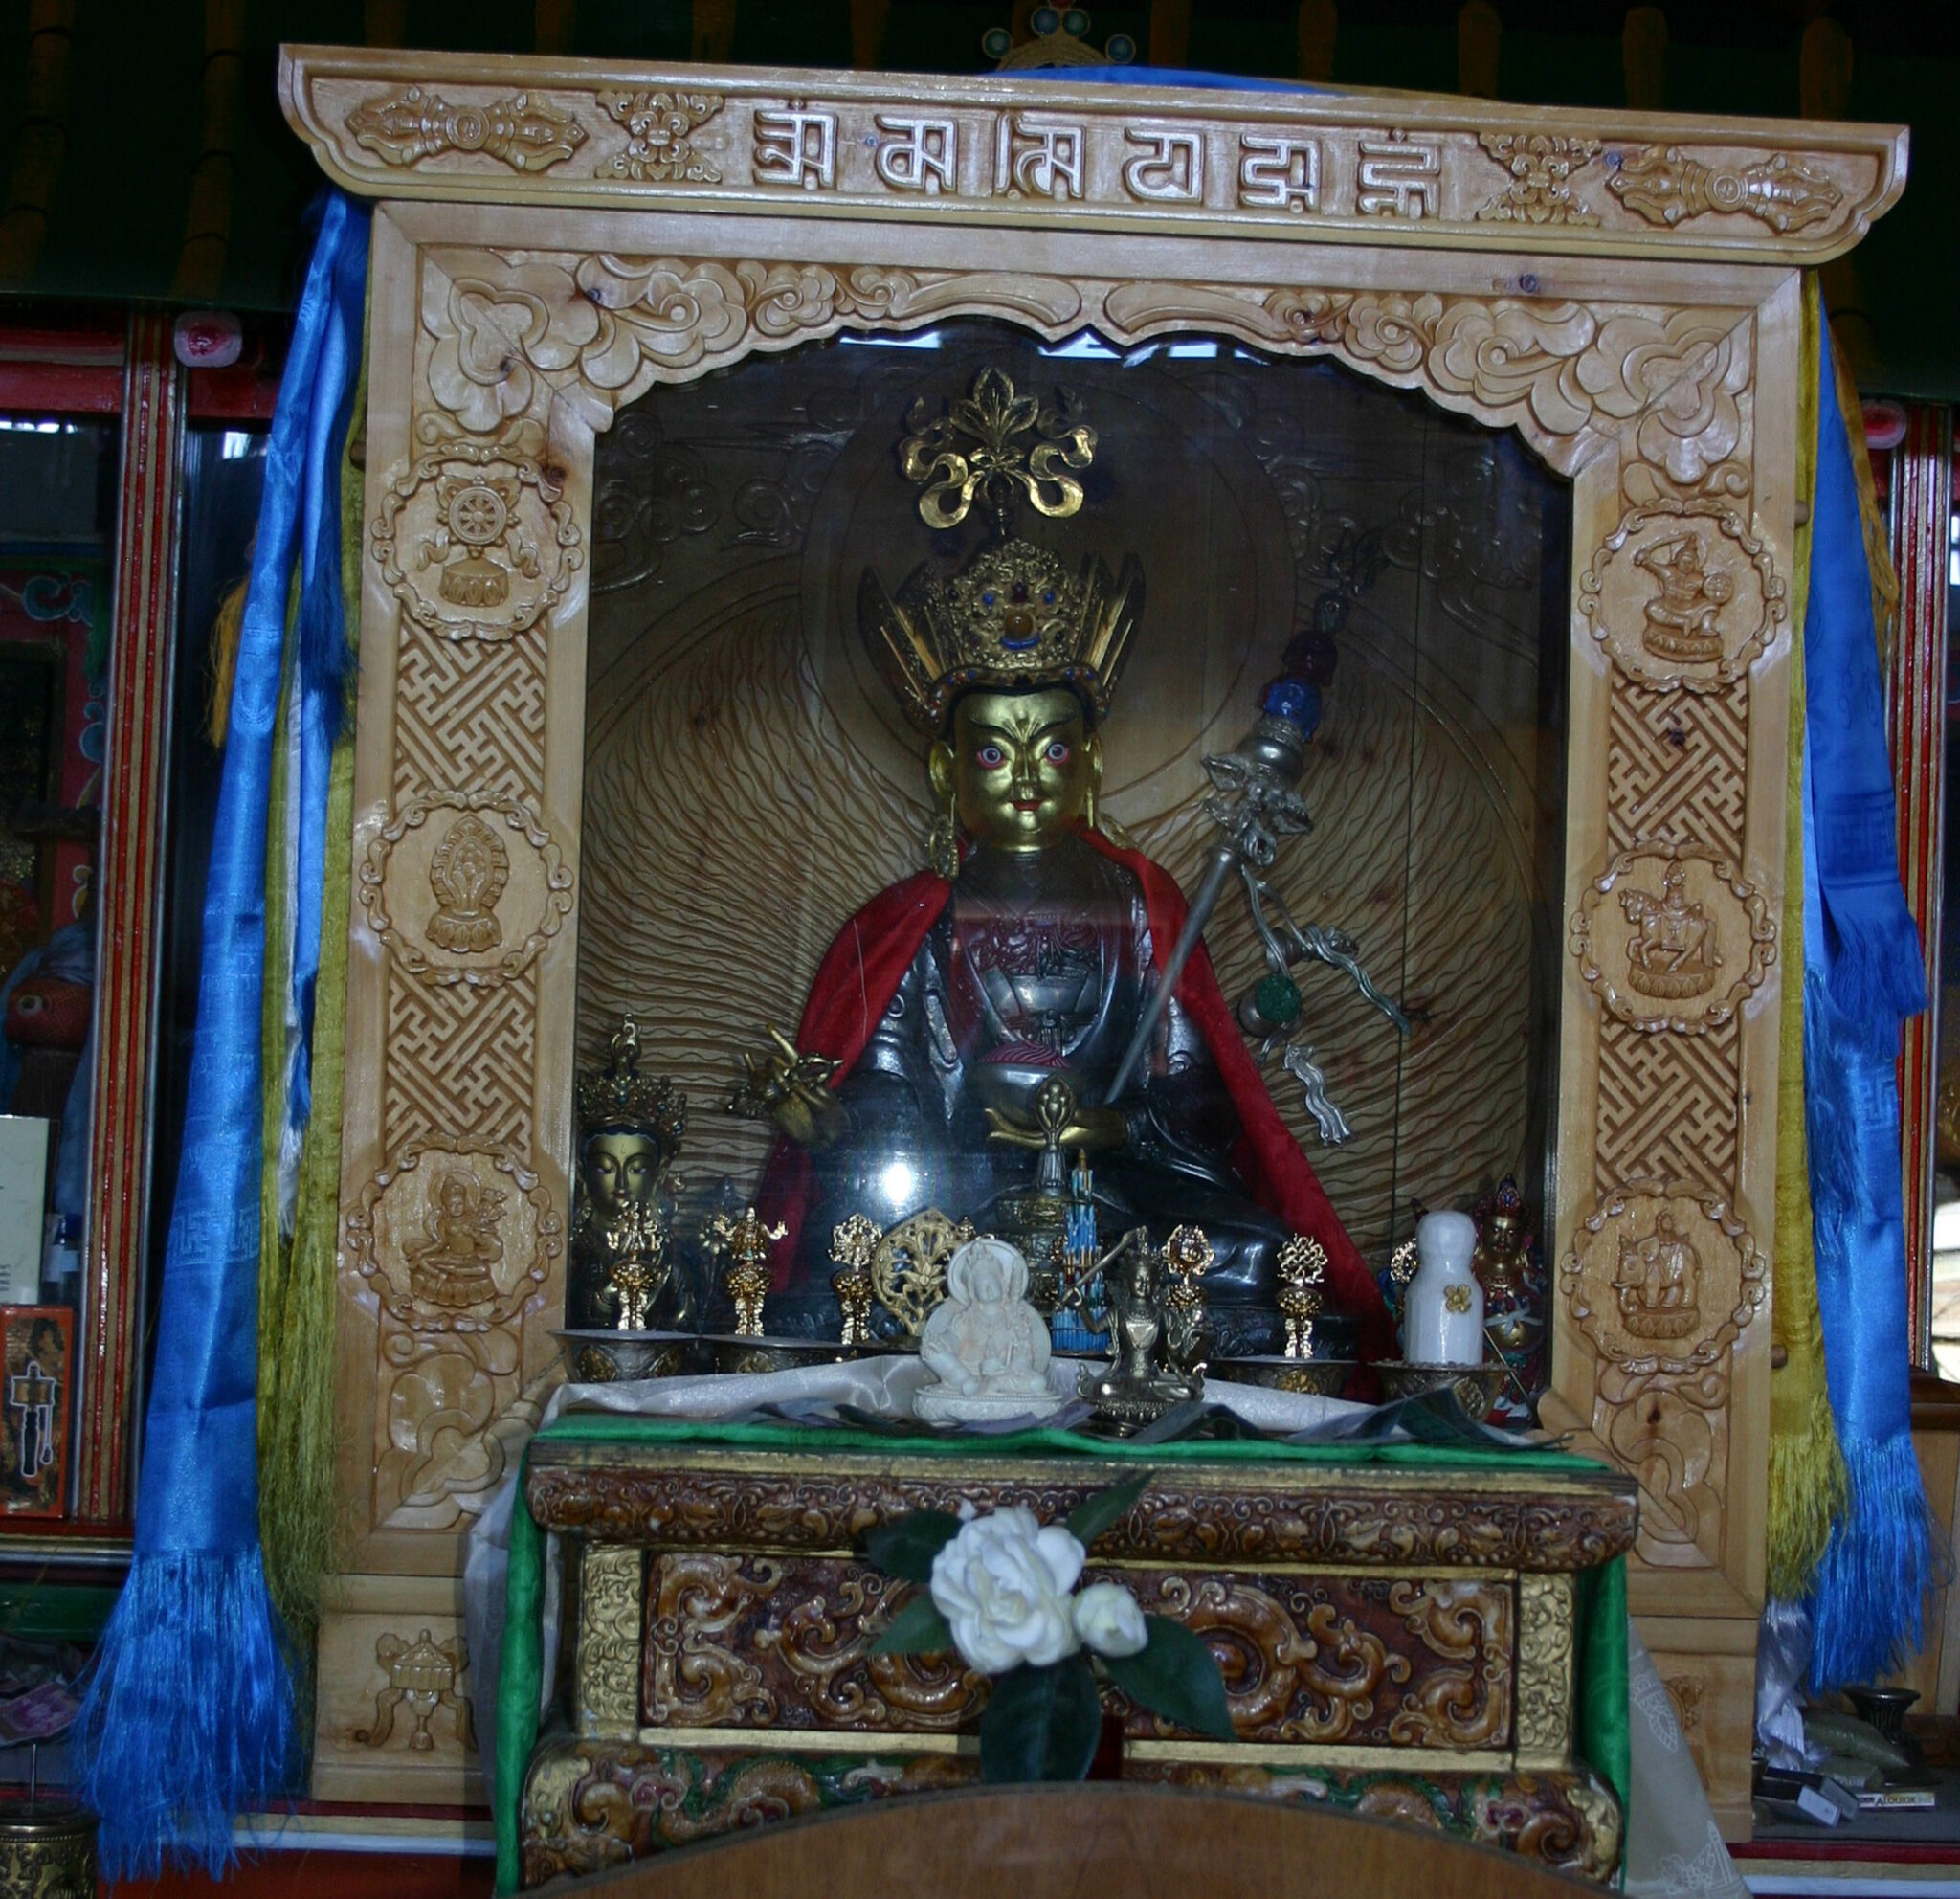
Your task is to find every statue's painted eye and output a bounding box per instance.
[975,744,1007,769]
[1044,740,1071,765]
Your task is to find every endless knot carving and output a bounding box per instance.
[347,85,586,171]
[596,91,724,183]
[352,1628,475,1751]
[1562,1184,1765,1374]
[1476,134,1603,226]
[362,792,572,989]
[347,1136,561,1334]
[372,440,582,640]
[1594,1017,1740,1196]
[1581,502,1784,691]
[1609,145,1845,235]
[1571,842,1773,1034]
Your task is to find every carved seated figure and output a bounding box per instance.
[915,1237,1060,1422]
[735,369,1390,1362]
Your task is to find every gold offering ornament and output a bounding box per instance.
[829,1213,881,1347]
[702,1206,788,1338]
[870,1207,974,1339]
[1276,1234,1328,1360]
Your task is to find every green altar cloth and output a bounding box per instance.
[495,1415,1630,1894]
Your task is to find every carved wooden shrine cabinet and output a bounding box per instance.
[523,1435,1637,1885]
[278,46,1906,1832]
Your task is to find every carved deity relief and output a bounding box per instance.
[1580,502,1783,690]
[1570,844,1771,1034]
[1563,1188,1764,1374]
[362,793,571,989]
[348,1138,558,1333]
[425,812,509,954]
[405,1169,506,1310]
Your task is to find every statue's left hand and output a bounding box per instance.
[984,1100,1127,1152]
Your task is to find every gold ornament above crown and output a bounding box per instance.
[575,1016,686,1151]
[859,366,1143,735]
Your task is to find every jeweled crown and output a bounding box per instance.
[575,1016,686,1152]
[859,367,1143,735]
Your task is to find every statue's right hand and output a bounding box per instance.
[728,1026,848,1151]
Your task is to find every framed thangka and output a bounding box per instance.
[282,43,1908,1829]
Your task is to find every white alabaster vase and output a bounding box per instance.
[1401,1211,1485,1367]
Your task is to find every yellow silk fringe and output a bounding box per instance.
[257,341,366,1706]
[1767,274,1849,1601]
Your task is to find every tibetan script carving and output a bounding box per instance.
[873,115,956,194]
[997,116,1085,200]
[1238,134,1320,212]
[752,106,836,190]
[1123,129,1203,203]
[1357,131,1440,218]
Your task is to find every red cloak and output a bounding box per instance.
[754,828,1393,1363]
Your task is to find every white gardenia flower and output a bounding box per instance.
[929,1506,1086,1674]
[1071,1581,1148,1659]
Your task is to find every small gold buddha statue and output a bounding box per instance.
[702,1206,789,1337]
[570,1017,689,1332]
[730,366,1386,1362]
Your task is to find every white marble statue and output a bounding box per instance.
[913,1238,1064,1424]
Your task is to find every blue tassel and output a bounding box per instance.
[74,1551,295,1878]
[1808,1432,1937,1691]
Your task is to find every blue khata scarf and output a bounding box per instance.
[1801,318,1933,1691]
[72,191,368,1876]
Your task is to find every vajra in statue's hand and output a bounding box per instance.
[982,1074,1127,1154]
[728,1025,848,1150]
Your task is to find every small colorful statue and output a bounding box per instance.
[1471,1175,1547,1427]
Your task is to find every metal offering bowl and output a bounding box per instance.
[554,1329,697,1384]
[1376,1359,1507,1421]
[702,1335,892,1376]
[1213,1356,1355,1398]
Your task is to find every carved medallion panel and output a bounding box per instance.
[1581,502,1786,691]
[1571,842,1774,1034]
[372,439,583,640]
[361,791,573,989]
[1562,1185,1766,1376]
[346,1136,560,1333]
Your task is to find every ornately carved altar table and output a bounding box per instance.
[498,1416,1636,1891]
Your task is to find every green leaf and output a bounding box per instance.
[1102,1616,1236,1743]
[1065,1468,1153,1550]
[869,1592,955,1656]
[980,1653,1103,1783]
[862,1509,963,1583]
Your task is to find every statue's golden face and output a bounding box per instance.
[582,1132,662,1215]
[931,687,1100,854]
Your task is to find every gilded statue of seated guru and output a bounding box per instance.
[729,368,1390,1363]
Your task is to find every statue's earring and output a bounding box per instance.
[925,748,960,881]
